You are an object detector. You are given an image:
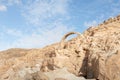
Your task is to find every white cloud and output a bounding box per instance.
[84,20,98,27]
[16,0,72,48]
[7,0,22,5]
[0,0,75,51]
[84,14,107,28]
[22,0,69,26]
[84,14,105,28]
[0,0,21,12]
[83,0,120,28]
[6,28,22,37]
[0,5,7,11]
[1,23,75,50]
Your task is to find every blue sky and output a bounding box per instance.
[0,0,120,51]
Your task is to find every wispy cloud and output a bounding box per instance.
[0,23,75,50]
[84,14,105,28]
[0,0,75,51]
[83,0,120,28]
[84,20,98,27]
[14,26,74,48]
[14,0,74,48]
[7,0,22,5]
[22,0,69,26]
[0,5,7,11]
[0,0,21,12]
[6,28,22,37]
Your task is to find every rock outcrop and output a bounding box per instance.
[0,15,120,80]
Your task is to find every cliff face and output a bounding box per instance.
[0,15,120,80]
[83,15,120,79]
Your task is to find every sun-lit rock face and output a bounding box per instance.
[0,15,120,80]
[83,15,120,80]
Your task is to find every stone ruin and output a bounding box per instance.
[0,15,120,80]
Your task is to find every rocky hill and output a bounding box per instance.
[0,15,120,80]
